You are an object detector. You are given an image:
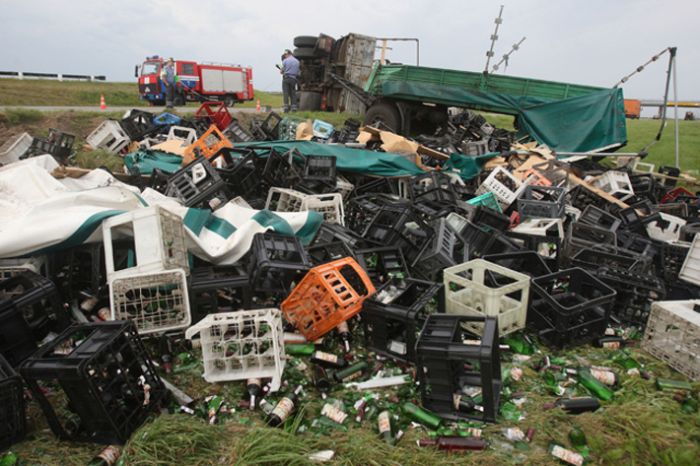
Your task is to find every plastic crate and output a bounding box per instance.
[312,223,366,251]
[189,265,252,322]
[443,259,530,335]
[165,156,230,209]
[185,308,286,390]
[564,222,617,260]
[579,205,621,232]
[658,166,681,188]
[591,171,634,201]
[355,246,410,285]
[529,268,616,348]
[102,205,189,281]
[411,218,463,281]
[679,234,700,287]
[363,277,443,363]
[302,193,344,225]
[0,132,32,164]
[0,256,47,282]
[109,269,190,335]
[362,205,433,261]
[194,102,233,131]
[571,248,643,272]
[0,354,25,450]
[223,119,255,143]
[466,192,503,213]
[26,128,75,163]
[247,232,311,293]
[595,267,665,329]
[482,251,552,277]
[409,172,459,205]
[251,112,283,140]
[642,300,700,381]
[476,166,526,209]
[517,185,566,219]
[0,271,66,366]
[166,125,197,146]
[86,120,130,154]
[646,212,686,242]
[656,240,691,284]
[260,149,303,187]
[302,155,336,184]
[215,149,260,198]
[119,110,156,140]
[416,314,501,423]
[20,321,166,444]
[183,125,233,165]
[520,168,553,187]
[281,257,375,341]
[345,194,404,233]
[152,112,182,126]
[307,241,355,266]
[661,187,696,204]
[335,175,354,200]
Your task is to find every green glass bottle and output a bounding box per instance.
[87,446,121,466]
[0,452,18,466]
[576,368,614,401]
[377,410,393,444]
[285,343,315,356]
[333,361,368,382]
[656,378,692,391]
[402,402,442,429]
[503,335,535,355]
[569,426,587,450]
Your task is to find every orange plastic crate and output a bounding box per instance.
[183,125,233,165]
[281,257,375,341]
[521,169,552,187]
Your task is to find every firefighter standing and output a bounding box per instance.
[280,50,300,112]
[161,58,176,109]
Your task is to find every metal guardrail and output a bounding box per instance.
[0,71,106,81]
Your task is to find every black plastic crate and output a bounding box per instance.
[260,149,303,187]
[223,119,255,142]
[411,218,463,281]
[355,246,411,286]
[306,241,355,266]
[571,248,643,273]
[302,155,336,183]
[507,220,564,269]
[189,265,253,321]
[471,205,511,231]
[564,222,617,261]
[248,232,311,293]
[0,354,25,451]
[165,156,230,209]
[19,321,166,444]
[216,148,262,199]
[594,267,665,329]
[345,194,406,233]
[119,110,156,140]
[0,272,67,366]
[312,223,366,250]
[251,112,283,140]
[26,128,76,163]
[529,268,616,348]
[568,184,614,213]
[658,165,680,188]
[450,220,520,259]
[408,172,459,204]
[482,251,553,277]
[350,177,399,198]
[655,240,690,283]
[362,205,433,262]
[517,185,566,219]
[579,205,621,231]
[416,314,501,423]
[363,278,443,363]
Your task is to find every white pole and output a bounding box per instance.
[672,54,679,168]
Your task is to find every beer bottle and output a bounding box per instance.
[418,436,487,451]
[87,445,121,466]
[333,361,368,382]
[285,343,315,356]
[246,378,262,410]
[336,321,352,353]
[267,385,303,427]
[377,410,393,444]
[312,365,332,397]
[656,378,692,391]
[543,397,600,414]
[548,443,584,465]
[402,402,442,429]
[310,350,347,369]
[576,368,614,401]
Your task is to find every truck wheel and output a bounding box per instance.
[294,36,318,48]
[173,94,185,106]
[294,47,318,59]
[364,101,402,133]
[223,94,236,107]
[299,91,322,111]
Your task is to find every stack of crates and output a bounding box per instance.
[185,308,286,390]
[102,206,191,335]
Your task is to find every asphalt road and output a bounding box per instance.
[0,106,266,113]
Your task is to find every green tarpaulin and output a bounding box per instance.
[444,152,500,180]
[234,140,425,177]
[376,80,627,153]
[123,150,183,175]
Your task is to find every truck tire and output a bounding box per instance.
[223,94,236,107]
[294,47,319,59]
[294,36,318,48]
[299,91,322,111]
[173,93,185,106]
[364,101,402,133]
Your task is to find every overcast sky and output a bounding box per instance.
[1,0,698,100]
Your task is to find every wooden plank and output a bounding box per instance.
[569,174,630,209]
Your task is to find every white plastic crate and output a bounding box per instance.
[476,166,527,209]
[109,268,191,335]
[591,171,634,201]
[102,205,189,281]
[185,309,286,391]
[86,120,130,154]
[632,161,655,174]
[335,175,354,200]
[443,259,530,335]
[302,193,345,225]
[513,218,565,239]
[642,300,700,381]
[0,256,47,281]
[0,132,33,164]
[265,187,307,212]
[167,126,197,146]
[679,234,700,287]
[646,212,686,242]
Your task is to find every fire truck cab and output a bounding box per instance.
[136,56,254,107]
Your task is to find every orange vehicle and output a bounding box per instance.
[624,99,641,119]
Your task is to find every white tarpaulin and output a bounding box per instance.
[0,155,322,263]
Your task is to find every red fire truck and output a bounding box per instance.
[135,56,254,107]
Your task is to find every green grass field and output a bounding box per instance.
[0,79,282,108]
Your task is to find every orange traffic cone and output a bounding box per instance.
[100,94,107,111]
[255,99,261,112]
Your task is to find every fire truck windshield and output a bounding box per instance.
[141,62,160,76]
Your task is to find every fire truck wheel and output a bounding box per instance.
[173,94,185,106]
[223,94,236,107]
[293,47,318,59]
[294,36,318,48]
[299,91,322,111]
[364,101,402,133]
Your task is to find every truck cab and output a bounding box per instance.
[136,56,190,106]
